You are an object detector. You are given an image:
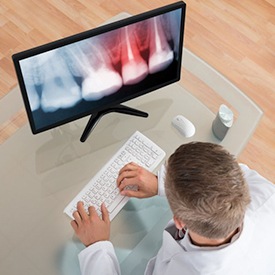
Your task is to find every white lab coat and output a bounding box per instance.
[78,164,275,275]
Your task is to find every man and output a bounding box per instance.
[71,142,275,274]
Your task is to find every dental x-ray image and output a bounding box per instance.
[18,7,183,133]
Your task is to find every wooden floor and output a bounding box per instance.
[0,0,274,182]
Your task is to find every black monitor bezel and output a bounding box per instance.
[12,1,186,134]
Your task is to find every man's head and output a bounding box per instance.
[165,142,251,239]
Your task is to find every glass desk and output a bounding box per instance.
[0,15,262,275]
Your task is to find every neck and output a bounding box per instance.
[188,228,239,247]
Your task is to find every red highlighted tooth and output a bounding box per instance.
[121,26,148,85]
[70,42,123,101]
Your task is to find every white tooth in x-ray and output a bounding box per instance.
[149,17,174,74]
[82,67,122,101]
[27,85,40,111]
[65,42,123,101]
[41,76,82,112]
[121,26,148,85]
[40,51,82,112]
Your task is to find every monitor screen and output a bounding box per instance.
[12,1,186,141]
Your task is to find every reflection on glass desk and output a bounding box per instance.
[0,18,262,275]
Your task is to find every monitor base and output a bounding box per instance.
[80,104,148,142]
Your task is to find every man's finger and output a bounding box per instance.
[117,177,132,191]
[77,201,88,220]
[120,189,143,198]
[117,170,138,188]
[72,210,82,223]
[118,162,138,175]
[88,205,98,218]
[101,203,110,224]
[70,220,78,231]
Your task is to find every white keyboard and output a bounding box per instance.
[64,131,166,221]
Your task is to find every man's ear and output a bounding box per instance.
[173,216,185,230]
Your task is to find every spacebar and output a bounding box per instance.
[108,194,126,213]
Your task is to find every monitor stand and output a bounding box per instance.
[80,104,148,142]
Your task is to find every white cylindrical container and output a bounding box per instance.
[212,104,234,140]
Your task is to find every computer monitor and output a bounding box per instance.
[12,1,186,142]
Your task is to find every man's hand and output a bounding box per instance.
[71,201,110,247]
[117,162,158,198]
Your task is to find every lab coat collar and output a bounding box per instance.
[160,215,254,274]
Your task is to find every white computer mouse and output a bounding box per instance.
[171,115,196,138]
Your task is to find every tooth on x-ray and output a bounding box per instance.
[149,17,174,74]
[41,76,82,112]
[39,51,82,112]
[79,42,123,101]
[82,66,123,101]
[24,73,40,111]
[19,57,41,111]
[28,85,40,111]
[121,26,148,85]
